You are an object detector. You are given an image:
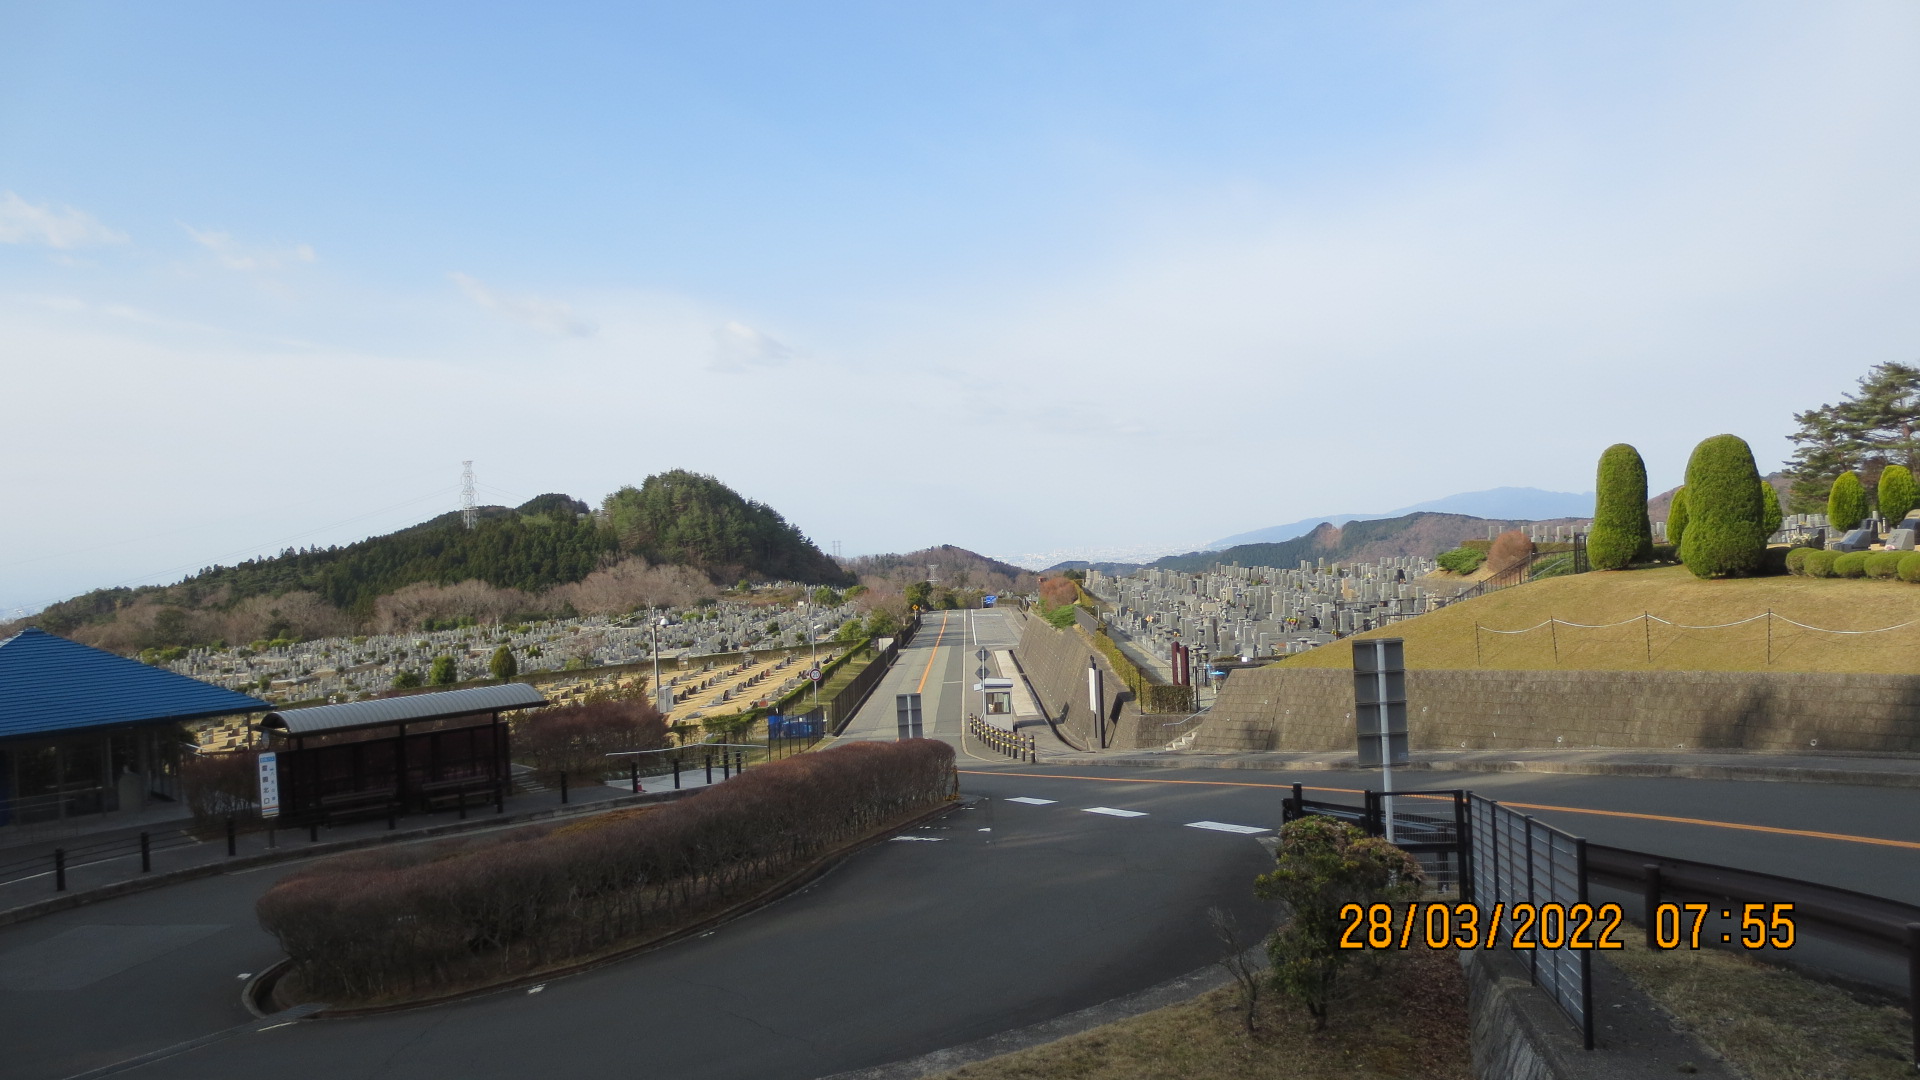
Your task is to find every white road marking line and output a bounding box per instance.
[1082,807,1147,818]
[1184,821,1271,835]
[255,1022,295,1033]
[1006,797,1056,805]
[891,836,946,842]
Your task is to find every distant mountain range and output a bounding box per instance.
[1207,487,1595,549]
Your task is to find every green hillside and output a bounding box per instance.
[1281,564,1920,674]
[25,472,849,647]
[1151,512,1578,574]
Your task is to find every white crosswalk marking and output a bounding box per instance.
[1005,797,1056,805]
[1082,807,1147,818]
[1184,821,1270,835]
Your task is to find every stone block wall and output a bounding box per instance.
[1012,614,1160,749]
[1191,665,1920,755]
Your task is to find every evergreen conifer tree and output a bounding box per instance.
[429,655,458,685]
[1758,481,1783,537]
[1588,443,1652,570]
[1877,465,1917,524]
[489,645,517,680]
[1667,488,1690,549]
[1828,471,1867,532]
[1678,435,1766,578]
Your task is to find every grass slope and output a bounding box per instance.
[1281,566,1920,674]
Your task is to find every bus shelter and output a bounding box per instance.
[259,683,547,823]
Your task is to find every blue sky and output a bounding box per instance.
[3,2,1918,611]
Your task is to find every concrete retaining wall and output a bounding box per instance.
[1012,614,1159,750]
[1191,666,1920,755]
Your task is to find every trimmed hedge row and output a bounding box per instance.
[1790,547,1920,582]
[257,739,956,1003]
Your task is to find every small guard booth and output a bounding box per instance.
[259,683,547,823]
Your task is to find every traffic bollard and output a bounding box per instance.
[140,831,151,873]
[705,754,713,784]
[54,849,66,892]
[723,753,731,780]
[631,762,640,794]
[226,815,237,857]
[560,771,569,804]
[673,758,681,789]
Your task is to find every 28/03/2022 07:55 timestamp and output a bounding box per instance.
[1336,902,1798,951]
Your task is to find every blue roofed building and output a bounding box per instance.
[0,627,268,828]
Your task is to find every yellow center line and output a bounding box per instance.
[915,613,948,695]
[956,769,1920,852]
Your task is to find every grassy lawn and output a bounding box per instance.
[1280,565,1920,673]
[928,949,1470,1080]
[1609,929,1914,1079]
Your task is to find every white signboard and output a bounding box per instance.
[257,751,281,819]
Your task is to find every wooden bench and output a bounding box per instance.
[418,776,496,812]
[318,788,398,825]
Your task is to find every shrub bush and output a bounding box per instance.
[1784,547,1813,575]
[1254,816,1422,1029]
[1435,547,1487,574]
[258,739,957,1003]
[182,750,259,827]
[1866,552,1905,580]
[1667,488,1690,549]
[1487,530,1532,574]
[1881,465,1919,525]
[1647,543,1678,563]
[1589,443,1653,570]
[1802,550,1838,578]
[1832,552,1870,578]
[1829,471,1867,533]
[1679,435,1767,578]
[1760,481,1784,537]
[514,696,668,784]
[1899,553,1920,583]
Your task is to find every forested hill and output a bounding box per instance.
[21,472,849,648]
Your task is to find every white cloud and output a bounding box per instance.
[0,191,127,248]
[449,271,595,337]
[182,225,317,272]
[707,321,793,372]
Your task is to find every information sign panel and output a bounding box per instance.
[257,751,281,819]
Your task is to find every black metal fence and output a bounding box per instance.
[1468,794,1593,1049]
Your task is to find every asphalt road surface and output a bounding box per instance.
[7,663,1920,1078]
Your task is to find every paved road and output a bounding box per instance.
[8,752,1920,1077]
[836,610,1022,747]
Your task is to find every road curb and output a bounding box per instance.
[0,788,701,930]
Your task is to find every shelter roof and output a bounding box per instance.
[0,627,269,741]
[262,682,549,737]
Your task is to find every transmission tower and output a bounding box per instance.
[461,461,477,530]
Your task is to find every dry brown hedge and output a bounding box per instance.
[256,738,955,1002]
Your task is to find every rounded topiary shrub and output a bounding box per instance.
[1898,553,1920,583]
[1802,550,1839,578]
[1880,465,1919,525]
[1832,552,1870,578]
[1679,435,1767,578]
[1589,443,1652,570]
[1865,551,1905,579]
[1829,471,1867,533]
[1784,547,1813,575]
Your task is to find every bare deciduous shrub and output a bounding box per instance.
[1486,530,1533,575]
[513,697,669,784]
[257,739,957,1002]
[182,750,258,827]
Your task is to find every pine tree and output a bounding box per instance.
[1678,435,1766,578]
[1877,464,1918,524]
[1667,488,1690,549]
[1588,443,1652,570]
[1828,472,1867,532]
